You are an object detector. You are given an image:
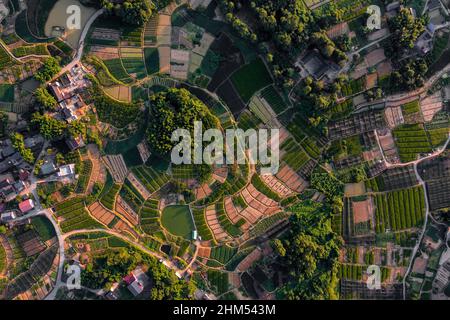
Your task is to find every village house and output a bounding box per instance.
[18,199,34,214]
[66,136,85,151]
[0,211,16,223]
[57,164,76,178]
[414,23,437,55]
[123,268,149,297]
[40,161,57,176]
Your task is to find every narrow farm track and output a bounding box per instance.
[0,235,13,276]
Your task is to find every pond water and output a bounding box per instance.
[44,0,96,48]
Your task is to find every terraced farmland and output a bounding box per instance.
[131,166,170,194]
[55,197,102,233]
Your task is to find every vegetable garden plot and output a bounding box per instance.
[215,201,242,237]
[100,183,121,210]
[281,138,310,171]
[210,245,237,265]
[103,59,134,84]
[393,124,433,162]
[144,15,158,46]
[121,26,143,47]
[248,95,276,124]
[5,245,58,299]
[207,269,229,295]
[192,208,214,242]
[260,85,289,115]
[144,48,160,75]
[131,166,169,194]
[0,241,7,274]
[401,100,420,115]
[75,159,92,194]
[119,48,147,79]
[140,199,161,235]
[15,10,55,44]
[120,179,145,213]
[427,179,450,211]
[55,197,102,233]
[249,212,289,238]
[374,187,425,233]
[12,44,49,57]
[372,166,418,192]
[0,45,13,71]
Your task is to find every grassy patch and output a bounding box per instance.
[161,205,194,240]
[231,58,272,103]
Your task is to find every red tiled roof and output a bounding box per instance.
[19,199,34,213]
[123,273,136,285]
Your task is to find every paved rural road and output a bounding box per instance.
[53,8,105,80]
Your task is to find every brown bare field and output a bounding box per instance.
[365,73,377,89]
[87,144,105,194]
[158,46,171,74]
[205,205,229,242]
[17,232,46,257]
[275,165,308,193]
[385,106,404,128]
[197,246,211,258]
[261,174,294,198]
[365,48,386,67]
[212,166,228,183]
[89,46,119,60]
[104,85,131,102]
[376,60,392,78]
[91,28,120,41]
[344,182,366,197]
[88,202,115,226]
[412,257,427,274]
[236,247,262,272]
[239,184,281,224]
[352,197,374,224]
[420,92,443,122]
[127,172,151,200]
[116,196,139,226]
[378,129,399,162]
[195,183,213,201]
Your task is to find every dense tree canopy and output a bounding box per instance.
[31,113,67,140]
[146,88,219,156]
[10,132,35,163]
[100,0,155,26]
[275,201,342,300]
[390,58,428,90]
[35,57,61,83]
[35,87,57,110]
[388,8,426,52]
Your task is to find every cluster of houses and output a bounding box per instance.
[49,64,89,150]
[0,142,35,224]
